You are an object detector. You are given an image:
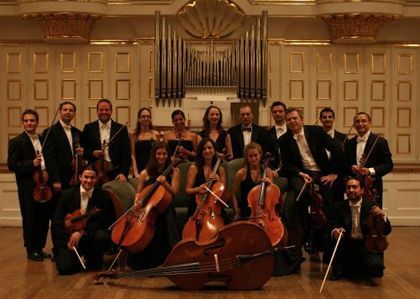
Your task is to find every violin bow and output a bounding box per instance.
[41,107,60,151]
[295,181,308,202]
[72,246,86,270]
[360,134,381,168]
[102,121,129,151]
[341,125,354,148]
[320,230,343,293]
[203,185,229,208]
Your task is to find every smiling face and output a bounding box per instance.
[207,107,221,127]
[246,148,261,167]
[139,109,152,128]
[60,103,76,125]
[285,110,304,134]
[97,101,112,124]
[172,113,186,131]
[320,111,334,131]
[345,179,364,203]
[155,147,168,166]
[79,169,97,191]
[202,141,215,161]
[354,113,371,137]
[22,113,38,135]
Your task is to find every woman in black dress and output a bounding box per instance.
[130,108,160,178]
[163,110,201,161]
[199,105,233,160]
[126,141,180,270]
[232,142,275,220]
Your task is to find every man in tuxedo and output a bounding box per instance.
[319,107,346,146]
[278,108,341,255]
[7,109,51,261]
[81,99,130,183]
[344,112,393,207]
[44,102,83,192]
[329,177,391,280]
[52,164,115,275]
[228,104,275,159]
[267,101,287,172]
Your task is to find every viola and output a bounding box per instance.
[247,153,287,247]
[65,207,100,233]
[69,140,86,186]
[308,183,327,229]
[32,150,53,203]
[96,222,275,290]
[110,158,180,253]
[365,210,389,253]
[182,156,225,242]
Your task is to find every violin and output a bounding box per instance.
[96,221,275,290]
[182,156,225,242]
[69,140,86,186]
[110,158,180,253]
[365,209,389,253]
[308,183,327,229]
[95,140,111,185]
[247,153,287,247]
[32,150,53,203]
[65,207,100,233]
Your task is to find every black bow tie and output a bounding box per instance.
[242,127,252,132]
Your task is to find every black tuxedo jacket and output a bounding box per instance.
[7,132,40,181]
[329,198,391,240]
[333,130,347,147]
[43,122,81,187]
[51,185,115,248]
[81,120,130,177]
[278,125,341,178]
[228,123,276,159]
[344,133,393,182]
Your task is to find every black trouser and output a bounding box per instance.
[54,229,111,275]
[333,238,385,278]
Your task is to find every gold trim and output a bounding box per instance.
[268,78,272,98]
[316,80,331,100]
[33,52,49,74]
[34,106,49,127]
[397,107,411,128]
[149,78,153,99]
[6,53,21,74]
[289,52,304,74]
[343,107,358,127]
[370,107,385,128]
[396,134,411,154]
[397,54,413,75]
[289,80,304,100]
[344,52,359,74]
[88,80,104,100]
[88,52,103,73]
[344,80,358,101]
[116,80,131,100]
[60,52,76,73]
[7,80,21,101]
[371,80,386,101]
[316,52,332,74]
[371,53,386,74]
[115,106,131,125]
[61,80,76,100]
[7,107,22,127]
[34,80,49,101]
[115,52,131,73]
[397,80,412,102]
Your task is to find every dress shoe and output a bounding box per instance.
[37,250,52,259]
[27,252,44,262]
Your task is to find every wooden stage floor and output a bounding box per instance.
[0,226,419,298]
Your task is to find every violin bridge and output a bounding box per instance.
[214,254,220,272]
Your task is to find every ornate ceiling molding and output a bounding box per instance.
[23,12,100,43]
[321,13,399,44]
[176,0,246,39]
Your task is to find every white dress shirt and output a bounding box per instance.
[26,131,46,170]
[349,198,363,240]
[80,185,93,214]
[294,129,320,171]
[60,119,73,155]
[242,125,252,147]
[356,131,376,175]
[275,124,287,139]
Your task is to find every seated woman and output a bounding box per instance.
[232,142,275,221]
[199,105,233,160]
[130,108,160,178]
[184,138,230,239]
[126,141,180,270]
[163,110,201,161]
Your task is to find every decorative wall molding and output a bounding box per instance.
[321,14,399,44]
[23,13,100,43]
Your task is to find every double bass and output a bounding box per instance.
[247,153,287,247]
[96,222,275,290]
[110,157,180,253]
[182,156,225,242]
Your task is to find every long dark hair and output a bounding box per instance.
[135,107,153,136]
[202,105,223,136]
[145,141,172,178]
[195,138,218,169]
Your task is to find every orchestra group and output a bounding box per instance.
[7,98,393,287]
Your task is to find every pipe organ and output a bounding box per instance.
[155,9,268,104]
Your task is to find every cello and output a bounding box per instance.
[110,157,180,253]
[182,156,225,242]
[96,222,275,290]
[247,153,287,247]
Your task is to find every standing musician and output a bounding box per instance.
[278,108,341,257]
[81,99,130,183]
[164,110,201,161]
[344,112,393,207]
[267,101,287,173]
[232,142,275,221]
[126,141,180,270]
[7,109,51,261]
[329,177,391,280]
[319,108,347,147]
[51,164,116,275]
[43,102,84,214]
